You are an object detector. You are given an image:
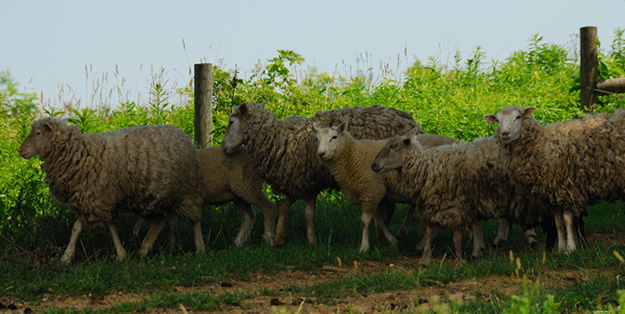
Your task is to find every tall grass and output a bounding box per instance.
[1,29,625,311]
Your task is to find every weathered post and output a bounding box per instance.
[580,26,598,110]
[194,63,213,148]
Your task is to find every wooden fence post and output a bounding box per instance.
[580,26,598,111]
[194,63,213,148]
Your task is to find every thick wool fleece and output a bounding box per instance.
[226,102,421,199]
[23,118,203,223]
[495,108,625,215]
[399,137,546,230]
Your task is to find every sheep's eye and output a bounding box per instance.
[515,115,521,120]
[35,130,42,136]
[331,135,338,140]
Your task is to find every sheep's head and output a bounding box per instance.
[484,106,535,143]
[19,118,66,160]
[222,101,268,154]
[313,121,347,161]
[371,127,420,173]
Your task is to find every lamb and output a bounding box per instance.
[18,118,205,263]
[221,101,422,247]
[313,121,457,252]
[484,106,618,252]
[371,128,550,266]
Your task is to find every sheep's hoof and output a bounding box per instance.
[452,259,464,271]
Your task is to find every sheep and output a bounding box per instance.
[18,118,205,263]
[371,128,550,266]
[134,146,276,248]
[313,121,458,252]
[221,101,422,247]
[484,106,617,252]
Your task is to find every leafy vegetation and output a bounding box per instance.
[1,29,625,312]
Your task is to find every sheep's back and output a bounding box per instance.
[96,125,202,218]
[314,105,423,139]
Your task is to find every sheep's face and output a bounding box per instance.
[19,118,58,160]
[484,106,535,143]
[221,104,249,154]
[371,127,419,173]
[313,122,347,161]
[222,113,244,154]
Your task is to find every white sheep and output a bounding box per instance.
[19,118,205,263]
[484,106,618,252]
[221,102,422,247]
[313,121,457,253]
[371,128,550,266]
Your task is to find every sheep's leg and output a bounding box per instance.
[374,201,395,244]
[416,215,436,250]
[274,197,296,247]
[563,210,577,253]
[248,194,276,246]
[107,222,126,261]
[60,218,84,264]
[304,198,317,246]
[397,204,416,236]
[554,211,567,253]
[138,219,166,256]
[419,224,439,266]
[359,210,374,253]
[164,214,177,251]
[493,218,510,247]
[233,200,256,248]
[133,218,148,239]
[192,220,205,253]
[373,204,398,248]
[525,227,538,248]
[471,222,484,258]
[453,228,464,259]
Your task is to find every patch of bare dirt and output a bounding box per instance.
[2,231,623,313]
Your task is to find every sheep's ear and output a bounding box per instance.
[407,127,419,137]
[42,118,60,132]
[260,99,269,108]
[522,107,535,117]
[337,121,348,133]
[238,103,249,116]
[313,122,321,132]
[484,114,498,122]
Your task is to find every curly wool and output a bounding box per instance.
[495,108,625,215]
[230,103,422,199]
[399,137,544,231]
[33,118,203,223]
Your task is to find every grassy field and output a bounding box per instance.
[1,29,625,312]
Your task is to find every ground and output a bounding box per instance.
[1,232,621,313]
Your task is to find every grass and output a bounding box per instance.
[2,29,625,312]
[1,198,625,312]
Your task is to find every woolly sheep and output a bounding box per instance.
[313,121,457,253]
[18,118,205,263]
[484,106,615,252]
[371,128,550,266]
[221,101,422,246]
[134,146,276,248]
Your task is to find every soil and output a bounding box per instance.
[1,231,623,313]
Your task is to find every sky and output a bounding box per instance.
[2,0,625,108]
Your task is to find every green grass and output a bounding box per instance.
[2,29,625,312]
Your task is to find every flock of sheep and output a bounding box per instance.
[17,102,621,265]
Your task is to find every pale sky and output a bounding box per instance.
[2,0,624,107]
